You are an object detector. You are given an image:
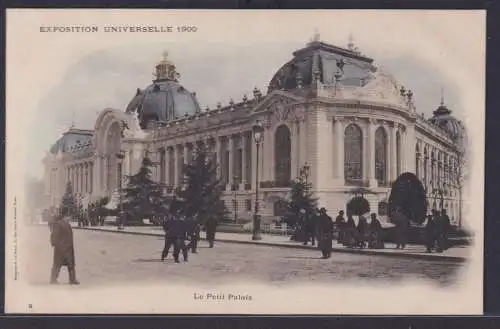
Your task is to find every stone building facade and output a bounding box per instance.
[43,36,466,226]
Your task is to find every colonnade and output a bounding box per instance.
[66,162,94,195]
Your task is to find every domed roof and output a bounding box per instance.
[428,100,465,142]
[50,128,93,156]
[268,34,376,93]
[126,51,201,128]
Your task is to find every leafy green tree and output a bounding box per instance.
[122,155,167,223]
[60,182,77,219]
[176,143,229,224]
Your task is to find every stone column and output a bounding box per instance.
[291,121,299,179]
[367,120,377,188]
[89,163,93,194]
[80,164,85,194]
[241,133,248,187]
[299,120,307,173]
[334,118,345,185]
[215,137,222,179]
[251,136,257,190]
[263,127,272,182]
[390,125,397,182]
[228,136,234,189]
[165,148,170,186]
[174,145,180,186]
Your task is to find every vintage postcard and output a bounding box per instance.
[5,9,484,314]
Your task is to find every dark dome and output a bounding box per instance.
[126,51,201,128]
[268,39,376,93]
[428,104,465,142]
[50,128,93,155]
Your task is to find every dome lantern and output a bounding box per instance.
[428,88,465,143]
[153,51,180,82]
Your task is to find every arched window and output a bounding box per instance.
[375,127,388,185]
[274,125,292,185]
[344,124,363,184]
[396,131,401,176]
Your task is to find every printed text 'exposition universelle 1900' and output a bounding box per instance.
[39,25,198,33]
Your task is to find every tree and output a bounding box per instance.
[122,155,167,223]
[175,143,229,224]
[346,196,370,216]
[60,182,77,218]
[346,187,375,216]
[282,169,318,228]
[388,172,427,225]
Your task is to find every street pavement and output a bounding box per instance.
[24,226,462,287]
[74,224,469,262]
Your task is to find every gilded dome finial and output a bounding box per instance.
[440,86,445,106]
[153,50,180,82]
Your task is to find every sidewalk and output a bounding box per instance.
[72,224,469,262]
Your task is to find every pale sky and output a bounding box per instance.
[6,10,485,181]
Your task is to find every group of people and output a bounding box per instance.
[160,207,218,263]
[334,211,385,249]
[424,209,451,253]
[296,209,385,255]
[295,206,453,257]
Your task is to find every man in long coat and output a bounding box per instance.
[205,215,218,248]
[392,207,409,250]
[50,208,79,284]
[335,210,346,244]
[317,208,334,259]
[186,215,200,253]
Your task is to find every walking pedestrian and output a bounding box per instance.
[368,213,384,249]
[317,208,334,258]
[436,209,451,252]
[161,213,175,261]
[172,215,189,263]
[335,210,346,244]
[356,214,368,249]
[187,215,200,253]
[205,215,218,248]
[50,207,79,285]
[344,213,356,247]
[425,214,436,253]
[392,207,409,250]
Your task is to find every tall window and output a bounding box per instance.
[275,125,292,185]
[344,124,363,183]
[375,127,387,185]
[396,131,401,176]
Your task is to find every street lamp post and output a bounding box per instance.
[116,151,125,230]
[252,120,264,241]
